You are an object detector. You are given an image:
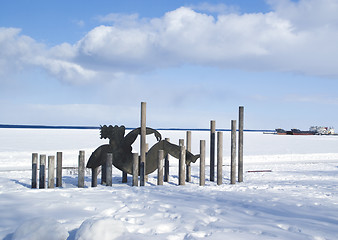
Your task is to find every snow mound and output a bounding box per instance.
[75,217,126,240]
[12,217,69,240]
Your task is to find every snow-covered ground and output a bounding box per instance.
[0,128,337,239]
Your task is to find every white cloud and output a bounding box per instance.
[2,0,338,83]
[0,28,42,75]
[73,20,85,28]
[96,13,140,27]
[76,25,156,67]
[189,2,239,14]
[74,7,296,71]
[268,0,338,30]
[0,28,97,83]
[283,94,338,105]
[37,57,97,83]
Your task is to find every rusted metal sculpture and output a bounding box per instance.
[87,125,200,175]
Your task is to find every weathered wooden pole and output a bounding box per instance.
[179,139,184,146]
[106,153,113,186]
[48,156,55,189]
[179,145,186,185]
[39,154,46,189]
[91,167,98,187]
[78,150,85,188]
[164,138,170,182]
[101,162,106,185]
[132,153,138,187]
[32,153,38,188]
[157,150,164,185]
[217,132,223,185]
[238,106,244,183]
[186,132,191,151]
[140,102,146,186]
[122,171,127,183]
[210,120,216,181]
[231,120,237,184]
[200,140,205,186]
[56,152,62,187]
[179,139,185,184]
[186,131,192,182]
[144,143,149,182]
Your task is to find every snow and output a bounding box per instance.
[75,217,126,240]
[0,128,337,239]
[12,218,69,240]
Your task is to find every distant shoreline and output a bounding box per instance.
[0,124,274,132]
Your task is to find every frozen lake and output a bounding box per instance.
[0,128,337,239]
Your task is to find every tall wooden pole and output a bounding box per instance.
[78,150,85,188]
[145,143,149,182]
[56,152,62,187]
[32,153,38,188]
[186,131,191,182]
[140,102,146,186]
[48,156,55,189]
[210,120,216,181]
[217,132,223,185]
[132,153,138,187]
[179,145,186,185]
[179,139,184,146]
[122,171,127,183]
[231,120,237,184]
[39,154,46,189]
[106,153,113,186]
[164,138,170,182]
[91,167,98,187]
[238,106,244,182]
[101,162,106,185]
[157,150,164,185]
[199,140,205,186]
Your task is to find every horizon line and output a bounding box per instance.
[0,124,274,132]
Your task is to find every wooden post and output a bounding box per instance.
[231,120,237,184]
[78,150,85,188]
[32,153,38,188]
[140,162,145,186]
[140,102,146,186]
[238,106,244,183]
[101,162,106,185]
[210,120,216,181]
[48,156,55,188]
[186,131,191,182]
[157,150,164,185]
[132,153,138,187]
[179,139,184,146]
[56,152,62,187]
[164,138,170,182]
[200,140,205,186]
[39,154,46,189]
[122,171,127,183]
[179,139,184,184]
[145,143,149,182]
[217,132,223,185]
[106,153,113,186]
[91,168,98,187]
[179,145,186,185]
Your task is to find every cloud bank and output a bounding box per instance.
[1,0,338,84]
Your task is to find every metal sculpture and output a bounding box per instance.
[86,125,200,175]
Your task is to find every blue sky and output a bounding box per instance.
[1,0,338,130]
